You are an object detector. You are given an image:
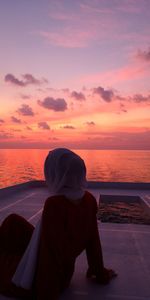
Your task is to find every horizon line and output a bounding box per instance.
[0,148,150,151]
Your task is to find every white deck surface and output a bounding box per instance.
[0,183,150,300]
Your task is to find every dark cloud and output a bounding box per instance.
[93,86,114,102]
[12,129,22,132]
[17,104,35,116]
[49,137,60,141]
[38,97,67,111]
[132,94,150,103]
[71,91,86,101]
[4,73,48,87]
[26,126,32,131]
[22,74,41,85]
[20,94,31,100]
[0,119,5,123]
[86,121,95,126]
[119,103,127,113]
[11,116,22,123]
[5,74,25,87]
[62,125,75,129]
[137,48,150,62]
[38,122,50,130]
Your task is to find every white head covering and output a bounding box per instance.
[44,148,87,200]
[12,148,87,289]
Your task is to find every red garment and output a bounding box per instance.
[0,191,104,300]
[35,191,104,300]
[0,214,34,298]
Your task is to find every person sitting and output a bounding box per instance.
[0,148,117,299]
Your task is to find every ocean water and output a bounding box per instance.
[0,149,150,188]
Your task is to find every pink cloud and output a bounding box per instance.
[79,63,149,87]
[116,0,145,14]
[42,0,150,50]
[39,1,119,48]
[39,29,95,48]
[11,116,22,123]
[49,9,77,21]
[80,2,114,14]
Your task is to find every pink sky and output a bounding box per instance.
[0,0,150,149]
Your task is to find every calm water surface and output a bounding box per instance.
[0,149,150,188]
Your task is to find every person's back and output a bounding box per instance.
[35,190,104,299]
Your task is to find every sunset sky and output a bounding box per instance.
[0,0,150,149]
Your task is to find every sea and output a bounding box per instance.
[0,149,150,189]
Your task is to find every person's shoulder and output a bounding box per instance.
[84,191,97,207]
[44,195,66,209]
[85,190,96,200]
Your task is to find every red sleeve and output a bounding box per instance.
[85,198,105,277]
[35,197,75,300]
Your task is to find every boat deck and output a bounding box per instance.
[0,181,150,300]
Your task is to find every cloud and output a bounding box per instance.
[62,125,75,129]
[40,0,118,48]
[0,131,14,139]
[131,94,150,103]
[20,94,31,100]
[93,86,114,102]
[38,97,67,111]
[119,103,127,113]
[39,0,150,51]
[5,73,48,87]
[137,48,150,62]
[116,0,145,14]
[5,74,25,87]
[11,116,22,123]
[39,29,94,48]
[22,74,48,85]
[80,62,148,87]
[17,104,35,116]
[0,119,4,123]
[12,129,22,132]
[38,121,50,130]
[71,91,86,101]
[84,130,150,150]
[26,126,32,131]
[49,137,60,141]
[86,121,95,126]
[62,88,70,94]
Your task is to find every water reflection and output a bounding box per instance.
[0,149,150,188]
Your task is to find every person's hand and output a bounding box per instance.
[96,268,117,284]
[86,267,117,284]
